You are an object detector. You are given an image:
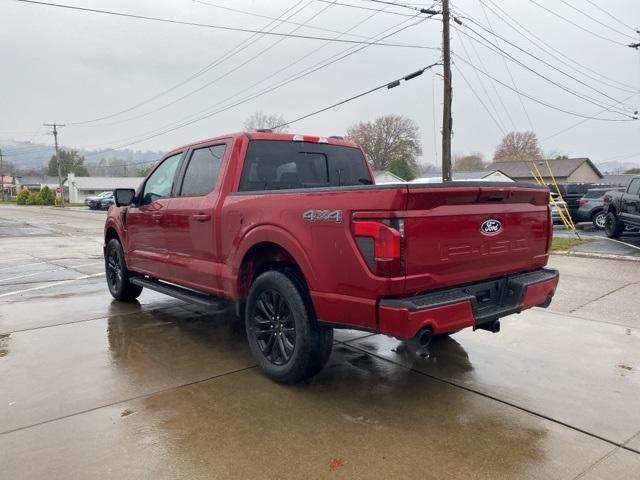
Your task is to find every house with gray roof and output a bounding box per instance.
[452,170,514,182]
[67,173,144,203]
[15,175,61,191]
[484,158,603,184]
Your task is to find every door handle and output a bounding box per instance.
[192,213,211,222]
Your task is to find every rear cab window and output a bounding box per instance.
[179,144,226,197]
[238,140,371,192]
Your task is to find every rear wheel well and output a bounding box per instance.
[237,242,312,313]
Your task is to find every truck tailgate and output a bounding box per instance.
[404,183,550,293]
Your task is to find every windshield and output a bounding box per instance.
[238,140,371,192]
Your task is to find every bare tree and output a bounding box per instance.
[346,114,421,179]
[453,152,485,171]
[493,131,542,162]
[243,111,289,132]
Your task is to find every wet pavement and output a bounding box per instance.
[555,224,640,258]
[0,205,638,479]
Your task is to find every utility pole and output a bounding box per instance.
[44,123,65,206]
[441,0,453,182]
[0,149,4,202]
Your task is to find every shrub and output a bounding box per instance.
[27,191,41,205]
[16,188,30,205]
[39,186,55,205]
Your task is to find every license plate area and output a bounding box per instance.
[464,278,510,316]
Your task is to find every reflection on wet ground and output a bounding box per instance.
[0,205,639,479]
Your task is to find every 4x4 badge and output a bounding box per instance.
[303,209,342,223]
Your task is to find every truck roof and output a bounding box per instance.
[165,131,360,157]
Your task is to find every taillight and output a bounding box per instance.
[352,219,404,276]
[578,197,587,206]
[546,205,553,253]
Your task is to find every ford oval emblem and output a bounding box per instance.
[480,219,502,236]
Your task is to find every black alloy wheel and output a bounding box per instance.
[251,289,296,365]
[245,270,333,384]
[105,238,143,301]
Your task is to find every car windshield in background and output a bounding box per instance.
[238,140,371,192]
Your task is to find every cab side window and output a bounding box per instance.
[141,153,182,205]
[179,144,225,197]
[628,179,640,196]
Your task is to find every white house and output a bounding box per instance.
[411,169,515,183]
[67,173,144,203]
[373,170,406,184]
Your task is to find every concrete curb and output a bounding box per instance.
[552,251,640,262]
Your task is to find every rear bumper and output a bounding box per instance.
[378,268,559,339]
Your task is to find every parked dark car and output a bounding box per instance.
[85,191,111,209]
[98,192,114,210]
[603,177,640,238]
[577,187,626,229]
[548,183,616,221]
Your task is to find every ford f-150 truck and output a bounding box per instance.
[104,132,558,383]
[603,176,640,238]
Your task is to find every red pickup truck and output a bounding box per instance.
[104,132,558,383]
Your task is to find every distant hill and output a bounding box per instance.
[595,160,640,174]
[0,138,163,173]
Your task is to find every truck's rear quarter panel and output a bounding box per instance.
[221,186,408,329]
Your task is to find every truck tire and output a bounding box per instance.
[591,210,607,229]
[105,238,143,301]
[245,270,333,384]
[604,212,624,239]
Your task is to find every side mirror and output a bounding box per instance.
[114,188,136,207]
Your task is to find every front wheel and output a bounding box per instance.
[591,210,607,229]
[105,238,143,301]
[245,270,333,384]
[604,212,624,239]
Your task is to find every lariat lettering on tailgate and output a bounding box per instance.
[439,238,528,260]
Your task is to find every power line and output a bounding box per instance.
[481,0,638,93]
[541,92,639,141]
[315,0,417,18]
[360,0,439,14]
[457,25,636,118]
[555,0,637,41]
[528,0,628,46]
[453,63,505,135]
[192,0,415,42]
[463,23,517,130]
[452,8,638,117]
[477,0,534,130]
[68,0,312,125]
[73,0,333,128]
[14,0,431,48]
[83,0,419,130]
[79,16,429,155]
[454,32,507,134]
[583,0,638,34]
[272,63,441,129]
[452,53,637,121]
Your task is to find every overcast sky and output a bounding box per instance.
[0,0,638,166]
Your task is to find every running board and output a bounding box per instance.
[130,277,226,310]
